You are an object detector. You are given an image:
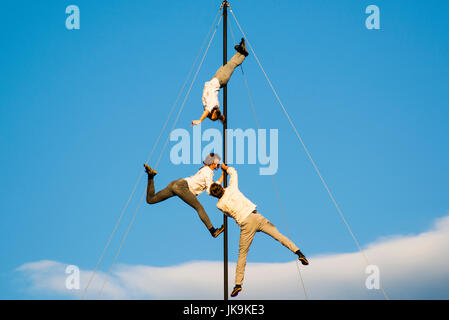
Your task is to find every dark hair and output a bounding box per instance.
[210,183,224,198]
[207,109,222,121]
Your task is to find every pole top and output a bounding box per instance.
[221,1,230,8]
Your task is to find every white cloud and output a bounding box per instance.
[16,215,449,299]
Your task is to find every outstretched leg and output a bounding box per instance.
[146,176,176,204]
[144,165,222,237]
[235,216,258,286]
[214,52,246,87]
[257,213,300,253]
[171,179,214,231]
[144,164,176,204]
[214,38,248,87]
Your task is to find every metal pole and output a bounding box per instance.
[222,0,228,301]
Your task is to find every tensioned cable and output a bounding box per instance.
[229,6,389,300]
[97,14,223,299]
[82,8,223,299]
[228,21,308,299]
[243,67,308,300]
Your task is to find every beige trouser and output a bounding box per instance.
[213,52,246,87]
[235,211,300,285]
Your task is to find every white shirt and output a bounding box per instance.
[202,77,220,113]
[216,167,257,226]
[184,166,216,196]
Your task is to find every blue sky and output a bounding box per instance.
[1,0,448,299]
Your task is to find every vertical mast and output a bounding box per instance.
[222,0,229,301]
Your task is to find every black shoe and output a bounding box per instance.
[296,250,309,266]
[144,164,157,177]
[234,37,248,57]
[231,285,242,297]
[210,225,224,238]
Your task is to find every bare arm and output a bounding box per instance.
[216,168,224,185]
[191,110,210,126]
[220,163,237,188]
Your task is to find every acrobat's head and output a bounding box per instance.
[203,152,221,171]
[208,108,225,123]
[210,183,224,199]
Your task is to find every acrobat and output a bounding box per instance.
[144,153,224,238]
[191,38,249,126]
[209,164,309,298]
